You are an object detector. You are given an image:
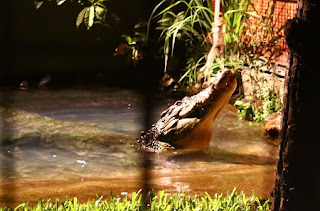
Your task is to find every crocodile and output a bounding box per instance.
[138,69,237,153]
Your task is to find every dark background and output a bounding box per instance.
[0,0,161,88]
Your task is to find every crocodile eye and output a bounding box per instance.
[175,100,182,106]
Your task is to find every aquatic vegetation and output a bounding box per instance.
[0,189,270,211]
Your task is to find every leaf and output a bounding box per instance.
[164,34,170,73]
[122,35,132,43]
[88,6,95,28]
[34,1,44,9]
[84,7,91,28]
[147,0,168,38]
[95,6,106,21]
[57,0,66,5]
[94,2,106,9]
[13,203,26,211]
[95,6,105,14]
[76,7,88,28]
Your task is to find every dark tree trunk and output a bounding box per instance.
[273,0,320,210]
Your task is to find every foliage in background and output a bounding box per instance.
[154,0,217,84]
[151,0,283,121]
[222,0,253,63]
[235,76,282,122]
[236,1,284,122]
[76,0,109,29]
[34,0,111,30]
[113,21,148,65]
[240,0,284,122]
[33,0,284,122]
[152,0,254,86]
[154,0,213,74]
[0,189,270,211]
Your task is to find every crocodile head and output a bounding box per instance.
[139,68,238,152]
[212,69,237,91]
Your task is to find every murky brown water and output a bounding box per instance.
[0,87,279,208]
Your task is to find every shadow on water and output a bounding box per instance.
[0,94,17,207]
[137,49,162,200]
[1,0,17,207]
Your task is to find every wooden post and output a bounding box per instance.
[272,0,320,210]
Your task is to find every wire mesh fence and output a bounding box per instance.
[210,0,297,68]
[253,0,297,67]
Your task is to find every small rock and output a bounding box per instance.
[162,73,175,88]
[38,75,51,87]
[19,81,29,90]
[265,112,282,138]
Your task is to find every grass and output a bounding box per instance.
[0,189,270,211]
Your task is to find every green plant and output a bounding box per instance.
[154,0,214,75]
[178,56,205,85]
[114,21,149,64]
[76,0,109,29]
[255,84,282,122]
[222,0,254,62]
[235,80,282,122]
[228,0,285,122]
[234,100,254,121]
[151,0,255,86]
[3,189,270,211]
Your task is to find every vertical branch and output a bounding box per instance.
[199,0,223,80]
[213,0,221,49]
